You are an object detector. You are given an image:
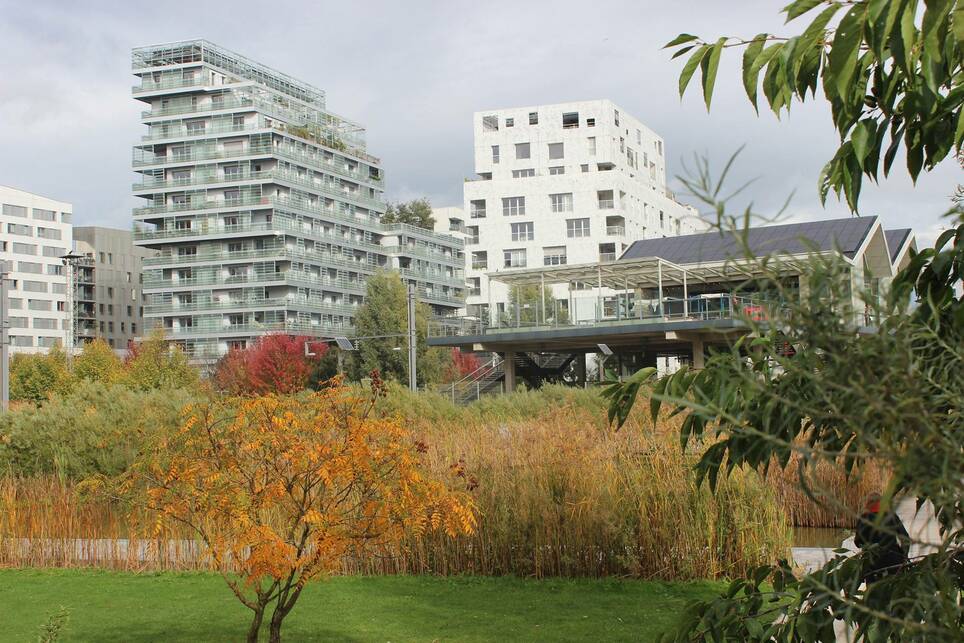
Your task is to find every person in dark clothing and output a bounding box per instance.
[854,493,911,583]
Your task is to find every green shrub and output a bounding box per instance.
[0,381,192,478]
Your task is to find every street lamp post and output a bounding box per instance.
[1,268,9,412]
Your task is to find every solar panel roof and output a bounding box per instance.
[620,216,878,264]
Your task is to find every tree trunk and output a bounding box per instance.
[267,611,285,643]
[247,606,265,643]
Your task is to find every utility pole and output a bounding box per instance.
[407,283,417,392]
[1,269,9,412]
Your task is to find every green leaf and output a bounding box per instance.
[679,45,710,98]
[742,34,768,110]
[921,0,953,63]
[801,4,843,45]
[664,33,700,48]
[701,38,727,110]
[851,119,876,168]
[955,107,964,148]
[671,44,698,60]
[783,0,826,22]
[828,5,868,99]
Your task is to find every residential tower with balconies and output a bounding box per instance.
[132,40,464,360]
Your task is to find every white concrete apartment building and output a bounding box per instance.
[463,100,702,322]
[0,186,73,354]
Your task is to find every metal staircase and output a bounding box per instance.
[438,355,504,404]
[438,351,580,405]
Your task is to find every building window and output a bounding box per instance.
[548,166,565,175]
[505,117,514,128]
[503,248,527,268]
[491,145,500,163]
[549,193,573,213]
[587,117,596,127]
[7,223,32,236]
[510,222,534,242]
[470,200,486,219]
[107,287,114,298]
[581,164,590,173]
[482,115,499,132]
[543,246,567,266]
[502,196,525,216]
[32,208,56,222]
[511,169,535,178]
[2,204,27,218]
[471,251,488,270]
[587,137,596,156]
[548,143,564,160]
[660,210,665,227]
[22,280,46,293]
[17,261,42,274]
[466,226,479,244]
[61,213,71,224]
[515,142,531,160]
[614,110,620,126]
[126,272,132,283]
[127,305,133,317]
[132,323,137,334]
[566,218,590,238]
[562,112,579,128]
[636,129,642,144]
[12,242,36,255]
[528,112,538,125]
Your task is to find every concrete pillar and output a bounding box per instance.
[503,351,517,393]
[691,338,705,370]
[574,353,587,388]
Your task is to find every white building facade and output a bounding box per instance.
[463,100,702,322]
[0,186,73,354]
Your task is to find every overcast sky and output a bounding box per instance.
[0,0,958,246]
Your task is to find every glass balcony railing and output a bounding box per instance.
[145,296,359,317]
[133,169,385,212]
[145,247,381,274]
[143,270,368,292]
[607,226,626,236]
[598,199,615,210]
[133,76,223,93]
[133,142,384,187]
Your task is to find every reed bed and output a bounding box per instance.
[0,385,881,578]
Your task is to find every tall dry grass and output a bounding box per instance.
[0,385,881,578]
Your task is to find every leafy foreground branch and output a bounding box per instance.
[605,212,964,641]
[667,1,963,211]
[103,375,475,643]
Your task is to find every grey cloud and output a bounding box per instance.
[0,0,958,244]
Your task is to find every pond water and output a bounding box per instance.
[792,526,849,549]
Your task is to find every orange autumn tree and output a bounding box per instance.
[122,376,475,643]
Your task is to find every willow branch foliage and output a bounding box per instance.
[667,0,963,211]
[605,200,964,639]
[118,379,475,643]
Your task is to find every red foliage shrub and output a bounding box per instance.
[212,334,326,395]
[444,348,482,383]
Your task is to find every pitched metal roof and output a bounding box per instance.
[620,216,878,263]
[884,228,913,263]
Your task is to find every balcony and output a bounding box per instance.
[134,170,385,213]
[145,296,359,317]
[598,200,615,210]
[143,269,368,293]
[133,142,383,188]
[607,226,626,237]
[132,75,220,94]
[599,252,617,263]
[471,262,488,271]
[146,246,381,273]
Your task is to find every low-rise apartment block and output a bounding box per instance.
[0,185,73,354]
[73,226,153,349]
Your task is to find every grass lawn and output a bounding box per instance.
[0,569,721,642]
